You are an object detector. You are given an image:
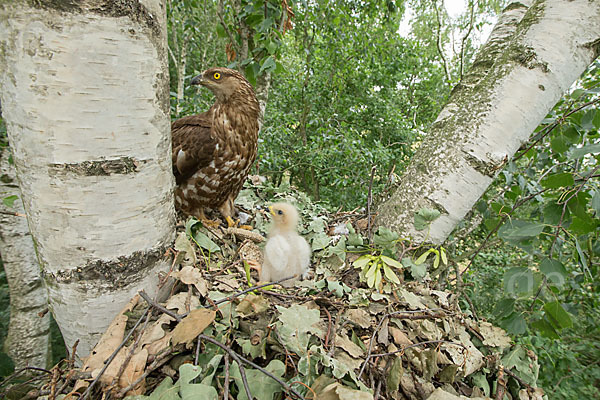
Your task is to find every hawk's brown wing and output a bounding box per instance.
[171,112,216,185]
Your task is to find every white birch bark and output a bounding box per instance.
[0,0,175,359]
[0,146,50,369]
[376,0,600,244]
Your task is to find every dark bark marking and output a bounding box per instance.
[48,157,147,176]
[46,244,171,287]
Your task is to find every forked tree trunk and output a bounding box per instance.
[0,147,50,369]
[0,0,175,359]
[376,0,600,244]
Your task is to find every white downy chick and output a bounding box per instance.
[260,203,311,287]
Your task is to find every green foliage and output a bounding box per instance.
[471,61,600,343]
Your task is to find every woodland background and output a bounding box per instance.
[0,0,599,398]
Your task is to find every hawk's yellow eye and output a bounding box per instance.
[213,72,221,80]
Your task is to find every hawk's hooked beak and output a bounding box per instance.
[190,74,206,86]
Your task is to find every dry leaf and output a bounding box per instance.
[82,295,139,373]
[389,326,413,346]
[334,333,364,359]
[172,308,216,346]
[236,293,269,316]
[120,348,148,395]
[344,308,372,329]
[165,292,200,315]
[173,265,209,297]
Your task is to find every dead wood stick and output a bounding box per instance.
[358,308,445,380]
[116,346,176,398]
[198,334,305,400]
[80,306,150,400]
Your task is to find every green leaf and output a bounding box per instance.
[414,249,433,265]
[569,215,598,235]
[365,260,378,278]
[403,257,426,280]
[541,172,574,189]
[539,258,567,287]
[276,304,321,355]
[502,312,527,335]
[382,264,400,284]
[380,255,403,269]
[311,232,330,251]
[230,360,285,400]
[550,135,569,154]
[503,267,534,296]
[414,208,441,231]
[216,23,227,38]
[592,191,600,216]
[544,301,573,329]
[433,251,440,269]
[374,265,382,288]
[259,56,276,74]
[531,318,559,339]
[498,220,544,242]
[372,226,399,248]
[440,248,448,265]
[569,143,600,159]
[179,364,218,400]
[575,238,591,278]
[493,298,515,319]
[194,231,220,253]
[2,195,18,208]
[543,202,565,225]
[353,255,372,269]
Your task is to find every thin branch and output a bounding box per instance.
[459,187,550,277]
[358,309,445,379]
[513,98,600,162]
[81,306,151,400]
[368,339,468,358]
[198,334,305,400]
[433,0,451,83]
[459,0,476,80]
[116,347,176,398]
[217,0,240,55]
[367,165,376,243]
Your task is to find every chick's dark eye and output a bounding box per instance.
[277,210,283,215]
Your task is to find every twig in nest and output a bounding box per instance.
[211,275,298,306]
[358,308,445,379]
[54,340,80,398]
[504,367,534,390]
[198,334,305,400]
[223,354,230,400]
[495,366,507,400]
[139,290,182,322]
[110,308,154,393]
[116,346,177,398]
[323,308,332,349]
[80,306,150,400]
[369,339,468,358]
[367,165,376,243]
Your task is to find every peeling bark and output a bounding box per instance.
[376,0,600,244]
[0,146,50,370]
[0,0,175,359]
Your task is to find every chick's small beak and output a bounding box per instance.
[190,74,205,86]
[268,206,275,216]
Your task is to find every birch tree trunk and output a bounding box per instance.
[0,146,50,370]
[376,0,600,244]
[0,0,175,359]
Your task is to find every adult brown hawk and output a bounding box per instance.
[171,67,260,226]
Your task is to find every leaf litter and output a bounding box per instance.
[8,178,546,400]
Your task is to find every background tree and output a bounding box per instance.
[0,0,175,359]
[376,0,600,243]
[0,136,50,370]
